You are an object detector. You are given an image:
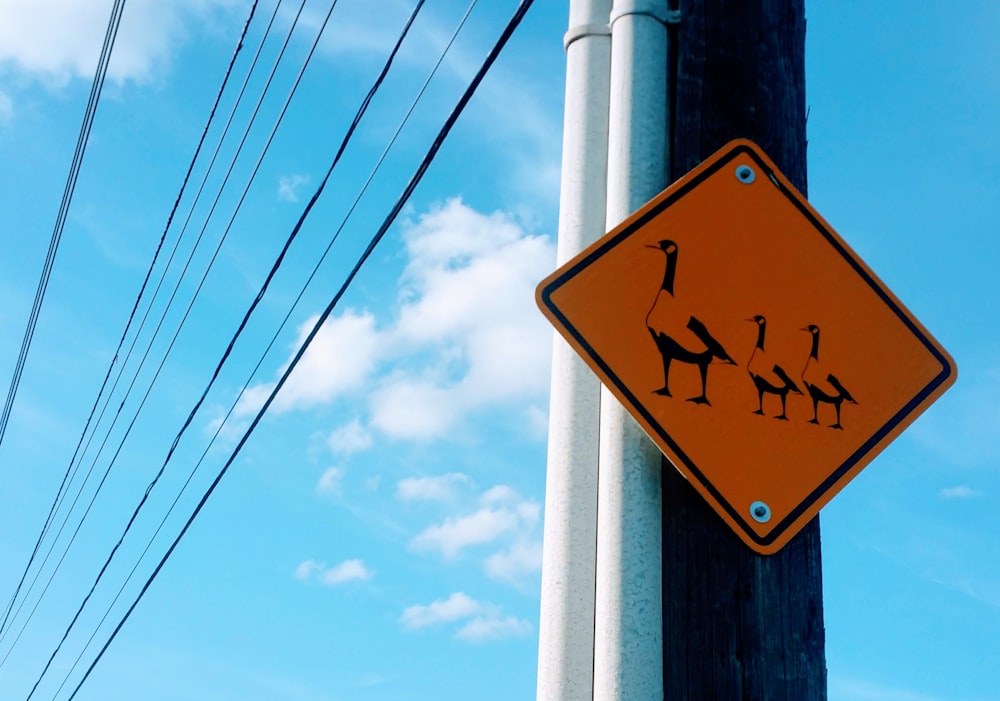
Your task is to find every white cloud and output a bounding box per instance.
[231,200,554,442]
[409,485,540,559]
[0,0,239,86]
[321,559,373,585]
[238,311,382,416]
[455,615,531,643]
[293,559,323,581]
[327,420,373,454]
[278,174,310,203]
[316,466,343,495]
[480,484,518,506]
[484,541,543,584]
[370,199,555,440]
[400,592,530,643]
[369,379,457,440]
[295,558,373,585]
[410,507,519,559]
[396,473,468,502]
[400,592,484,629]
[939,485,982,499]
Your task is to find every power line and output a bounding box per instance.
[52,3,477,693]
[16,0,440,694]
[61,1,536,697]
[0,0,126,452]
[0,0,317,659]
[0,0,263,645]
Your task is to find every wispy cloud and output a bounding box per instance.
[455,615,532,643]
[400,592,530,643]
[0,0,239,86]
[326,420,373,454]
[278,174,310,203]
[294,558,373,585]
[410,507,520,558]
[293,559,324,581]
[396,473,469,502]
[400,592,484,629]
[939,485,982,499]
[408,483,540,569]
[316,466,344,495]
[484,541,543,585]
[321,559,373,585]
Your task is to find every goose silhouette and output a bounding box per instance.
[801,324,857,429]
[746,315,802,420]
[645,239,735,405]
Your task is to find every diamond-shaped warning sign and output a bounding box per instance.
[536,139,956,554]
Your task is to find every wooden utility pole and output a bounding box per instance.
[661,1,827,698]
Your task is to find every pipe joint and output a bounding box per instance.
[564,22,612,50]
[609,0,680,27]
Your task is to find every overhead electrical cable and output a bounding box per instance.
[0,0,318,660]
[51,3,478,692]
[41,0,284,537]
[61,2,536,698]
[55,0,285,511]
[0,0,126,454]
[0,0,262,645]
[16,2,438,694]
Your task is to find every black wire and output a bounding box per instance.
[0,0,261,645]
[0,0,312,661]
[0,0,125,452]
[62,2,536,698]
[54,0,287,518]
[13,0,314,597]
[18,1,436,695]
[52,3,477,693]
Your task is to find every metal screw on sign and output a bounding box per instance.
[735,165,755,184]
[750,501,771,523]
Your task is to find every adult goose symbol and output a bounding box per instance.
[645,239,735,405]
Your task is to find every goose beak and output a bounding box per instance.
[645,244,660,250]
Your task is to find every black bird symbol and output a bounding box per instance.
[801,324,857,429]
[746,315,802,420]
[645,239,736,405]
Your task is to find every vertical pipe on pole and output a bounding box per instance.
[536,2,611,699]
[593,1,668,698]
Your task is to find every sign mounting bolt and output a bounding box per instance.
[750,501,771,523]
[736,165,755,184]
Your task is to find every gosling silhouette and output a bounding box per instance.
[746,315,802,420]
[801,324,857,429]
[645,239,735,405]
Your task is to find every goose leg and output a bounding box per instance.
[775,392,789,421]
[830,400,844,430]
[753,388,765,415]
[687,362,711,405]
[653,355,672,396]
[808,396,820,425]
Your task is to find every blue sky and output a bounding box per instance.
[0,1,997,700]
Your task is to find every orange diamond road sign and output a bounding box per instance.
[537,139,956,555]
